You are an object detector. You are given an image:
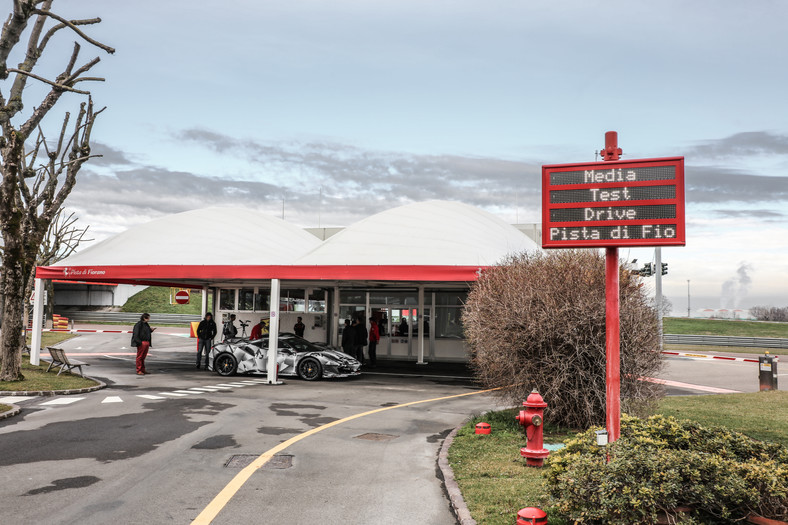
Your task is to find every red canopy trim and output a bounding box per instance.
[36,264,487,283]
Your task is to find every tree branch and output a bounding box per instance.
[32,8,114,54]
[7,67,91,94]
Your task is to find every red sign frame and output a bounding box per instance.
[542,156,685,248]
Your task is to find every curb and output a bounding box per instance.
[438,425,477,525]
[0,403,21,421]
[0,377,107,397]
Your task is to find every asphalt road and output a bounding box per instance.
[0,332,778,524]
[2,332,505,525]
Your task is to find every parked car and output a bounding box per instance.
[207,333,361,381]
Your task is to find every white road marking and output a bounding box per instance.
[102,396,123,403]
[0,396,39,404]
[208,385,234,390]
[172,390,196,394]
[158,392,190,397]
[188,387,222,392]
[215,384,242,388]
[40,397,86,406]
[137,394,167,400]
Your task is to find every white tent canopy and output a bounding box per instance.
[296,200,538,266]
[58,207,322,267]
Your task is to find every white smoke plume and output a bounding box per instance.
[720,262,753,309]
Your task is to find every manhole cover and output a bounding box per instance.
[264,454,294,469]
[354,433,399,442]
[224,454,294,469]
[224,454,257,468]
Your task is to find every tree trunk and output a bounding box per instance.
[0,234,25,381]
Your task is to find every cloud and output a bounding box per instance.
[88,142,137,167]
[686,132,788,159]
[175,127,544,216]
[684,165,788,204]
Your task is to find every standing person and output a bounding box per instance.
[367,316,379,368]
[195,312,217,369]
[353,316,367,364]
[293,316,306,337]
[131,313,155,376]
[222,314,237,341]
[341,319,354,354]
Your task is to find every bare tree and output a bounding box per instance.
[0,0,113,381]
[463,250,664,429]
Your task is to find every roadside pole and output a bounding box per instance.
[601,131,622,442]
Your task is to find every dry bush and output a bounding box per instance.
[464,250,663,429]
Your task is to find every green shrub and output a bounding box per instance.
[545,414,788,524]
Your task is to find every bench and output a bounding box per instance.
[45,347,89,377]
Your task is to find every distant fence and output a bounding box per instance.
[664,334,788,350]
[62,311,201,325]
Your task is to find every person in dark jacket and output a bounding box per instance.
[131,313,155,375]
[222,314,237,341]
[341,319,354,354]
[293,316,306,337]
[195,312,217,369]
[353,316,367,364]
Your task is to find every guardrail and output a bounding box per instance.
[61,311,201,325]
[664,334,788,349]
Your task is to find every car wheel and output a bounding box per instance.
[214,353,238,376]
[296,357,322,381]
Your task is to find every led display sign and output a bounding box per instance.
[542,157,685,248]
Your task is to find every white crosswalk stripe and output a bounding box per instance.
[0,396,39,404]
[101,396,123,403]
[137,394,167,400]
[158,392,190,397]
[40,397,85,406]
[171,390,196,394]
[188,387,223,392]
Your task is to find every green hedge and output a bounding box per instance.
[544,414,788,524]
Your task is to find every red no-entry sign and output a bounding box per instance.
[174,289,190,305]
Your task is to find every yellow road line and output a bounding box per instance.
[192,386,503,524]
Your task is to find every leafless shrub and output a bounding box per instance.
[750,305,788,322]
[463,250,664,429]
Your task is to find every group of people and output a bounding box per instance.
[131,311,369,375]
[341,316,380,367]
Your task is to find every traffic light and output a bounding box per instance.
[639,263,654,276]
[661,262,668,275]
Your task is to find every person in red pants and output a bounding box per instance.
[131,313,155,375]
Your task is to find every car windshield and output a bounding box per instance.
[253,335,322,353]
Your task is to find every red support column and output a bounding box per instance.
[605,246,620,442]
[603,130,621,442]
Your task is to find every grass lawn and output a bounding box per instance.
[657,390,788,447]
[449,391,788,524]
[121,286,210,315]
[0,354,99,392]
[664,317,788,338]
[0,332,98,395]
[448,409,574,525]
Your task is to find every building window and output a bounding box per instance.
[281,289,305,312]
[219,289,236,310]
[308,289,326,312]
[255,291,269,312]
[238,288,255,311]
[434,291,467,338]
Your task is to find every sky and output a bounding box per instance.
[9,0,788,315]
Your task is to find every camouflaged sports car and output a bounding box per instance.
[207,333,361,381]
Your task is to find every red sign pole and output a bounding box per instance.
[602,131,621,442]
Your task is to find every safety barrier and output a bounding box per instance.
[59,311,201,325]
[664,334,788,349]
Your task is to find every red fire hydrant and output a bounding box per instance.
[515,389,549,467]
[517,507,548,524]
